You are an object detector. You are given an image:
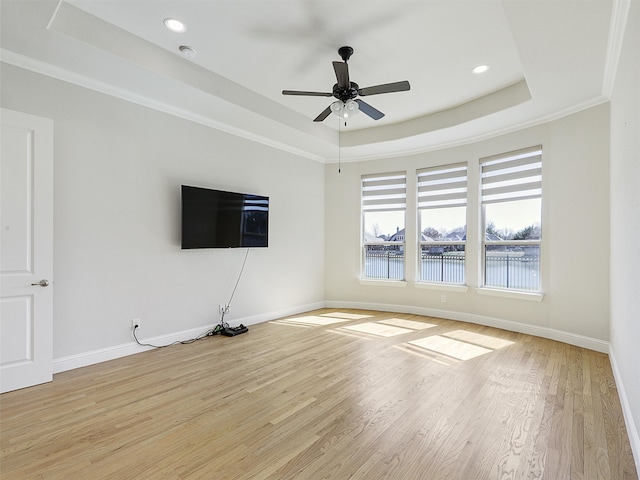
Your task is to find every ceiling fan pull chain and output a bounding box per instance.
[338,117,341,173]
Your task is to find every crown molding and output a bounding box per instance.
[1,49,327,163]
[3,48,610,167]
[603,0,632,98]
[328,94,610,164]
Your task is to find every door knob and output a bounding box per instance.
[31,279,50,287]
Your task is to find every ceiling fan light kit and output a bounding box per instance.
[330,99,360,120]
[282,46,410,123]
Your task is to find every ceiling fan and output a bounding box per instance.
[282,46,410,122]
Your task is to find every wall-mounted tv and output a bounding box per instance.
[181,185,269,249]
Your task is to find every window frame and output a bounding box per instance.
[416,163,468,286]
[479,146,542,293]
[361,171,407,282]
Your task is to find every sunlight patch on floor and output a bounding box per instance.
[270,321,315,329]
[393,344,460,366]
[326,329,374,340]
[442,330,514,349]
[320,312,373,320]
[378,318,437,330]
[409,335,493,361]
[341,322,413,337]
[272,315,353,327]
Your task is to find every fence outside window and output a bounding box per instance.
[484,243,540,291]
[419,243,465,284]
[363,245,405,280]
[364,243,540,291]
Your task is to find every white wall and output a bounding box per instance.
[610,0,640,468]
[325,104,610,348]
[1,64,326,360]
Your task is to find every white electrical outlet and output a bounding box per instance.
[132,318,141,330]
[219,304,226,314]
[441,295,447,303]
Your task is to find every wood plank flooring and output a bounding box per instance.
[1,309,637,479]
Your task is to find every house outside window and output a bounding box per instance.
[480,146,542,292]
[361,172,407,280]
[417,163,467,284]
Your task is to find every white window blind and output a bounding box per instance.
[481,146,542,204]
[417,163,467,210]
[362,172,407,212]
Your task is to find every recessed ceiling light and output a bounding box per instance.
[164,18,186,33]
[473,65,490,74]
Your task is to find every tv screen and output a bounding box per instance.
[181,185,269,249]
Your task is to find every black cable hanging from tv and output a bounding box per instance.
[218,249,250,336]
[132,249,251,348]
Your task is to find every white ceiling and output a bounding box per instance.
[0,0,624,162]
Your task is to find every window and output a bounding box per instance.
[362,172,407,280]
[417,163,467,284]
[480,146,542,292]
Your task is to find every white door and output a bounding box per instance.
[1,108,54,393]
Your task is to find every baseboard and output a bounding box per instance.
[467,313,610,353]
[53,325,205,373]
[54,299,607,370]
[229,301,326,327]
[609,349,640,474]
[53,301,325,374]
[324,300,609,353]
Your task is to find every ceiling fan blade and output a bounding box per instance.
[313,105,332,122]
[358,80,410,96]
[282,90,333,97]
[355,99,385,120]
[332,61,350,89]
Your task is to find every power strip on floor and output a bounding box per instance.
[221,324,248,337]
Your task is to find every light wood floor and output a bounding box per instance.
[1,309,637,479]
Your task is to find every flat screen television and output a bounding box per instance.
[181,185,269,249]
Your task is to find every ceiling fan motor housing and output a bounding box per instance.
[333,82,359,102]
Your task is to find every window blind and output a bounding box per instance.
[417,163,467,209]
[362,172,406,212]
[481,146,542,204]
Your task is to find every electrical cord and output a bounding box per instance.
[226,248,250,308]
[132,248,251,349]
[212,248,250,332]
[132,323,223,349]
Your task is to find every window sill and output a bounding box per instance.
[359,279,408,288]
[476,287,544,302]
[414,282,469,293]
